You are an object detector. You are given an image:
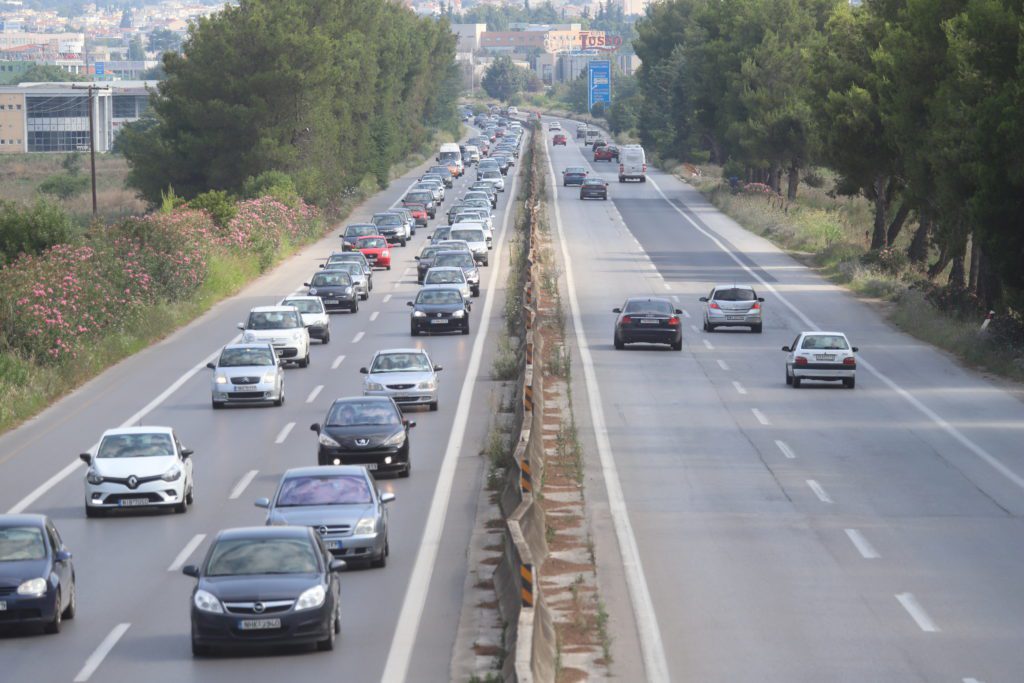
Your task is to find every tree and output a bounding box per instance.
[147,28,181,54]
[128,35,146,61]
[482,56,526,101]
[13,64,84,84]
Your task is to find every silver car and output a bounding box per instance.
[256,466,394,567]
[208,342,285,408]
[325,252,373,293]
[279,295,331,343]
[700,284,765,333]
[361,348,442,411]
[423,266,471,301]
[450,225,489,265]
[323,260,370,300]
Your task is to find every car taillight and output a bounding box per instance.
[709,302,721,309]
[843,357,856,366]
[668,317,680,326]
[750,302,760,310]
[794,356,808,366]
[620,316,632,324]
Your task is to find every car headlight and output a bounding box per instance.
[366,382,384,391]
[452,310,465,318]
[262,372,277,383]
[382,250,389,258]
[193,589,224,614]
[417,380,436,390]
[215,374,228,385]
[353,517,376,536]
[161,465,182,482]
[294,585,326,612]
[382,431,406,448]
[309,287,318,295]
[344,286,353,294]
[318,433,340,447]
[86,469,104,485]
[412,310,426,318]
[17,578,47,597]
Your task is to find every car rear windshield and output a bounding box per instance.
[282,299,324,314]
[371,352,431,373]
[324,263,360,277]
[0,527,46,561]
[247,311,301,329]
[451,229,484,242]
[426,269,465,284]
[206,538,319,576]
[435,253,472,267]
[311,272,353,287]
[405,192,432,203]
[418,289,463,305]
[326,400,401,427]
[372,215,402,226]
[624,300,673,315]
[345,225,377,237]
[97,432,175,458]
[219,347,275,367]
[276,475,372,507]
[800,335,850,350]
[713,288,756,301]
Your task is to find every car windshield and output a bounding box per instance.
[432,228,451,240]
[713,288,756,301]
[451,229,484,242]
[97,432,175,458]
[327,254,363,266]
[801,335,850,350]
[247,311,300,329]
[565,168,585,175]
[219,347,275,367]
[282,299,324,314]
[482,171,500,179]
[326,400,401,427]
[311,272,352,287]
[359,238,386,249]
[435,253,471,267]
[0,527,46,561]
[624,300,673,315]
[418,289,463,305]
[371,352,432,373]
[276,475,372,507]
[429,167,450,176]
[426,270,464,284]
[205,538,319,576]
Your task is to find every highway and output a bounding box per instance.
[544,118,1024,683]
[0,136,524,683]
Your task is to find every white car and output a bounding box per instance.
[465,145,481,164]
[549,121,561,131]
[80,427,195,517]
[782,331,858,389]
[449,225,490,266]
[478,169,505,192]
[422,266,471,301]
[279,295,331,343]
[238,305,311,367]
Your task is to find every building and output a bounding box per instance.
[480,25,601,56]
[0,80,156,154]
[450,22,486,53]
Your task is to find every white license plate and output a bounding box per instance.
[364,463,378,470]
[0,601,6,611]
[640,320,659,325]
[324,299,338,304]
[233,385,259,392]
[118,498,149,507]
[325,540,343,550]
[816,355,836,361]
[727,316,744,321]
[239,618,281,630]
[431,319,448,325]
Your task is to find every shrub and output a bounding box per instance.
[242,170,299,207]
[802,169,826,188]
[0,199,76,265]
[721,159,745,180]
[861,247,908,275]
[38,174,89,200]
[189,190,237,227]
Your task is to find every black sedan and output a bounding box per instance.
[415,245,446,283]
[613,297,683,350]
[311,397,415,476]
[0,514,76,634]
[305,271,358,313]
[580,178,609,200]
[408,287,471,336]
[340,224,379,251]
[183,526,344,656]
[563,167,588,186]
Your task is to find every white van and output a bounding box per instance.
[619,144,647,183]
[437,142,464,176]
[584,128,601,145]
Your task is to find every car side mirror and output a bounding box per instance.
[310,423,321,434]
[182,565,200,578]
[758,297,765,302]
[414,256,420,260]
[612,307,621,313]
[380,492,396,504]
[359,367,369,374]
[319,264,325,269]
[407,301,414,307]
[433,365,443,372]
[181,448,194,458]
[781,346,791,352]
[851,347,859,353]
[404,420,416,429]
[236,322,245,330]
[329,559,347,573]
[254,497,270,509]
[699,297,708,302]
[206,361,216,370]
[55,550,72,562]
[675,309,683,315]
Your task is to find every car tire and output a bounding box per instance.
[462,323,470,335]
[473,288,480,297]
[186,482,195,506]
[482,259,488,267]
[212,400,224,410]
[429,401,438,412]
[672,338,682,351]
[785,367,793,386]
[411,326,419,337]
[400,238,407,247]
[752,324,763,334]
[792,376,802,389]
[317,622,336,652]
[399,461,411,478]
[844,377,856,389]
[641,177,647,183]
[361,292,368,301]
[372,541,388,568]
[85,506,104,518]
[192,637,210,658]
[706,322,716,332]
[619,177,624,183]
[62,579,76,620]
[351,301,359,313]
[298,352,310,368]
[614,334,624,350]
[43,590,61,634]
[386,264,391,271]
[322,330,331,344]
[174,497,187,514]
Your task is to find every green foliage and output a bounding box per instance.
[147,28,182,53]
[189,190,237,227]
[13,64,85,84]
[0,199,76,265]
[159,186,185,214]
[37,173,89,200]
[61,153,83,175]
[242,170,299,206]
[128,35,146,61]
[481,56,528,102]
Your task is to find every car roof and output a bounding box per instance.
[330,396,395,406]
[374,348,429,356]
[565,167,586,173]
[100,425,174,438]
[281,295,321,302]
[214,526,313,542]
[250,305,299,314]
[426,266,462,272]
[801,331,849,337]
[0,513,48,528]
[282,465,369,479]
[712,284,757,290]
[624,297,672,305]
[223,342,274,351]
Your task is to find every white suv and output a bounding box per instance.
[80,427,195,517]
[238,305,311,367]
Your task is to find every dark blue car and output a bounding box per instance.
[0,514,76,634]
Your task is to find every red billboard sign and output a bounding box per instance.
[579,32,623,52]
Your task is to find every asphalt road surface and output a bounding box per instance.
[545,118,1024,683]
[0,134,524,683]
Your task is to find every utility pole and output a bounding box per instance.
[72,83,109,216]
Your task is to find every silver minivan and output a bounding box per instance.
[619,144,647,182]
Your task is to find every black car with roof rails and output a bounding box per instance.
[612,297,684,350]
[310,397,415,476]
[427,165,454,188]
[408,287,471,336]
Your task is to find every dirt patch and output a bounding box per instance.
[542,556,593,576]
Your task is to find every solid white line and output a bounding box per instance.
[73,623,131,682]
[807,479,833,504]
[845,528,880,559]
[7,459,84,515]
[717,359,730,371]
[775,439,796,459]
[543,138,671,682]
[752,408,771,425]
[896,592,940,632]
[648,175,1024,495]
[275,422,295,444]
[167,533,206,572]
[306,385,323,403]
[380,137,524,683]
[352,331,365,344]
[732,381,747,395]
[229,470,259,500]
[370,311,380,322]
[702,339,714,350]
[383,294,392,303]
[332,354,346,370]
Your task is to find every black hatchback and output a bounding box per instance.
[311,397,415,476]
[305,271,358,313]
[613,297,683,350]
[0,514,76,634]
[408,287,471,336]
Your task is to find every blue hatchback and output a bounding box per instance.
[0,514,76,634]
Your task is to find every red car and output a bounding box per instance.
[356,236,392,270]
[553,133,567,146]
[594,144,619,162]
[403,202,429,228]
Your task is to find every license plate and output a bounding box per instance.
[816,354,836,361]
[324,299,338,304]
[431,319,448,325]
[0,601,6,611]
[325,540,343,550]
[640,320,659,325]
[365,463,378,470]
[118,498,149,507]
[727,316,744,321]
[239,618,281,630]
[233,385,259,392]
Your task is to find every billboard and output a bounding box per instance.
[587,60,611,113]
[579,32,624,52]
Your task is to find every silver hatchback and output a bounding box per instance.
[700,284,764,333]
[360,348,442,411]
[208,342,285,408]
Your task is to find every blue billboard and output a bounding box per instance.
[587,60,611,113]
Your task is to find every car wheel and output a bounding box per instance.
[844,377,856,389]
[400,238,407,247]
[351,301,359,313]
[482,259,488,267]
[752,324,763,334]
[43,590,61,634]
[212,400,224,410]
[472,287,480,297]
[192,636,210,657]
[85,506,104,518]
[174,497,187,514]
[322,330,331,344]
[372,541,388,568]
[386,264,391,271]
[411,326,419,337]
[361,292,369,301]
[641,176,647,183]
[429,400,438,411]
[672,338,682,351]
[317,621,336,651]
[618,177,624,183]
[792,376,802,389]
[614,334,624,350]
[186,482,195,506]
[62,578,76,620]
[706,322,716,332]
[785,367,793,386]
[603,195,608,200]
[399,462,411,478]
[462,323,470,335]
[298,353,310,368]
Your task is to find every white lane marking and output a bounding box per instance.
[648,175,1024,494]
[807,479,833,504]
[332,354,346,370]
[370,311,380,322]
[775,439,796,459]
[306,385,323,403]
[73,623,131,682]
[680,309,690,318]
[383,294,392,303]
[690,324,699,333]
[732,381,747,395]
[717,359,730,371]
[542,138,671,683]
[275,422,295,444]
[167,533,206,572]
[7,335,242,514]
[229,470,259,500]
[845,528,880,559]
[352,331,365,344]
[663,283,672,290]
[752,408,771,425]
[703,339,714,350]
[896,593,940,632]
[403,267,415,277]
[380,140,524,683]
[963,678,985,683]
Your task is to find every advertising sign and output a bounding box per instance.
[587,60,611,113]
[579,32,624,52]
